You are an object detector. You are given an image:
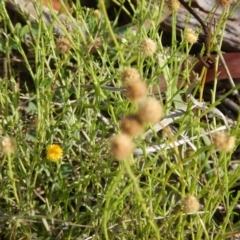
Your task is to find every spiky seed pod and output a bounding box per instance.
[121,68,141,86]
[56,37,71,54]
[166,0,180,12]
[120,114,144,137]
[0,137,16,155]
[184,28,198,44]
[140,38,157,57]
[125,80,147,102]
[212,131,235,152]
[110,134,134,161]
[138,98,164,123]
[182,195,200,213]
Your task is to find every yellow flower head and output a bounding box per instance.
[46,144,63,162]
[93,9,101,19]
[166,0,180,12]
[184,28,198,44]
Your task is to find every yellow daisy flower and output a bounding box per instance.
[46,144,63,162]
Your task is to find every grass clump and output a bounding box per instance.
[0,0,240,239]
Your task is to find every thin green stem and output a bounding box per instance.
[7,155,20,206]
[98,0,125,65]
[122,159,160,240]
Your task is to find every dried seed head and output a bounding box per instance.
[140,38,157,57]
[182,195,200,213]
[217,0,233,7]
[120,114,144,137]
[121,68,141,86]
[125,80,147,102]
[110,134,134,161]
[184,28,198,44]
[0,137,16,155]
[185,148,195,158]
[56,37,71,54]
[166,0,180,12]
[212,132,235,152]
[93,9,101,18]
[64,21,73,33]
[138,98,164,123]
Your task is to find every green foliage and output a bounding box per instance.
[0,0,239,239]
